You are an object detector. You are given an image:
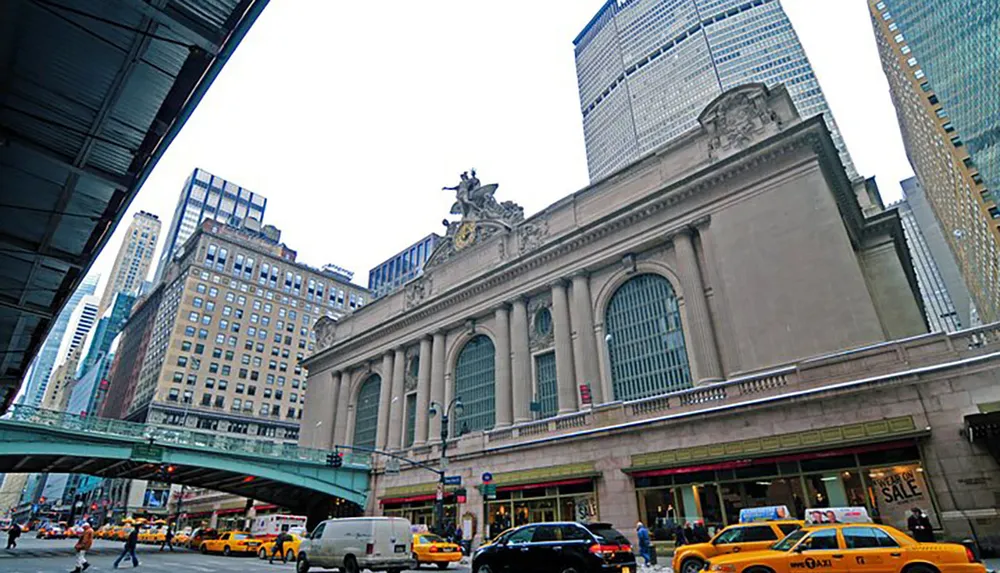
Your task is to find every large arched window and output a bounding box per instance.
[605,273,691,401]
[453,335,495,433]
[352,374,381,449]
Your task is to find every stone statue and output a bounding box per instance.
[443,169,506,221]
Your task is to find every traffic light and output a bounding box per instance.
[327,451,343,468]
[157,463,176,481]
[455,488,467,504]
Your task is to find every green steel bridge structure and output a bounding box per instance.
[0,405,370,521]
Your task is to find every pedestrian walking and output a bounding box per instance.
[6,522,21,550]
[71,522,93,573]
[907,507,935,542]
[636,522,652,566]
[270,531,290,564]
[693,521,711,543]
[159,527,174,552]
[114,526,140,569]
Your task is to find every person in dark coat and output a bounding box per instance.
[271,531,291,564]
[113,527,140,569]
[159,527,174,552]
[693,521,711,543]
[907,508,935,542]
[6,522,21,550]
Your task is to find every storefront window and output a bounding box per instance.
[383,501,456,530]
[486,481,598,540]
[865,464,937,531]
[634,444,932,531]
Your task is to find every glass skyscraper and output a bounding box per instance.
[154,168,267,283]
[19,274,99,408]
[574,0,856,182]
[368,234,439,299]
[875,0,998,200]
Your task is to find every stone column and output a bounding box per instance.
[570,273,603,405]
[343,371,357,446]
[387,348,406,450]
[414,336,432,447]
[333,371,351,445]
[428,331,446,442]
[320,371,341,449]
[376,353,394,449]
[673,228,723,383]
[551,281,577,413]
[510,298,531,423]
[494,305,513,428]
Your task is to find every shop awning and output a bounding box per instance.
[626,415,928,474]
[380,481,459,506]
[483,462,600,489]
[497,478,594,493]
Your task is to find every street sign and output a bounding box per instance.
[444,475,462,486]
[481,472,493,483]
[483,483,497,500]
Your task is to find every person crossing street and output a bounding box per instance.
[5,522,20,550]
[270,530,290,564]
[114,525,140,569]
[70,522,93,573]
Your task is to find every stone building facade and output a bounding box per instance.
[301,84,1000,548]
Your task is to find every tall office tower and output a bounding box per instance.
[98,211,160,314]
[20,274,99,408]
[153,168,267,284]
[41,295,100,410]
[869,0,1000,322]
[894,177,973,333]
[368,234,439,299]
[574,0,857,182]
[121,219,366,434]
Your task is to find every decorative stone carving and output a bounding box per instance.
[528,294,554,351]
[699,83,782,161]
[426,170,525,269]
[517,215,550,255]
[403,346,419,392]
[405,276,432,309]
[314,316,337,349]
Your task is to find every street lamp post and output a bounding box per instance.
[429,397,464,534]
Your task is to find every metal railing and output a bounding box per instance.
[0,404,369,468]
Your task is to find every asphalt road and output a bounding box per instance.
[0,538,473,573]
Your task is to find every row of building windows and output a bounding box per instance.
[351,273,694,448]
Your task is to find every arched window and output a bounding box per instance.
[453,335,495,433]
[352,374,381,449]
[605,273,691,401]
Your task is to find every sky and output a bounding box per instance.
[87,0,914,294]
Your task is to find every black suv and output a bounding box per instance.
[472,522,636,573]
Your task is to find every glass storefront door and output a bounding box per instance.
[485,481,598,540]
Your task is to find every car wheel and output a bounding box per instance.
[287,549,296,561]
[745,566,776,573]
[296,554,310,573]
[344,555,360,573]
[200,544,208,554]
[683,557,707,573]
[223,546,232,557]
[904,566,936,573]
[259,548,267,559]
[475,563,494,573]
[437,563,450,570]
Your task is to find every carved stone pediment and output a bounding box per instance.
[313,316,337,349]
[405,276,432,309]
[699,83,785,162]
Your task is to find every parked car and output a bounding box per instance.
[673,520,803,573]
[412,532,463,569]
[296,517,413,573]
[472,521,636,573]
[188,527,219,549]
[200,531,263,556]
[705,523,986,573]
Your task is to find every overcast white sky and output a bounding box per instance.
[89,0,913,293]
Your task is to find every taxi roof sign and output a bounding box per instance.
[739,506,792,523]
[804,507,872,524]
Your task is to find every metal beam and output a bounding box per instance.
[128,0,220,55]
[0,231,86,268]
[0,295,53,319]
[0,127,130,191]
[12,455,33,471]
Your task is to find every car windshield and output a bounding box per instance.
[420,534,447,543]
[772,529,808,551]
[586,525,629,545]
[232,534,249,540]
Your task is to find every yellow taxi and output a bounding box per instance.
[707,523,986,573]
[200,531,263,556]
[674,520,804,573]
[412,532,463,569]
[174,529,191,546]
[257,533,304,561]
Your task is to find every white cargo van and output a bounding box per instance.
[296,517,413,573]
